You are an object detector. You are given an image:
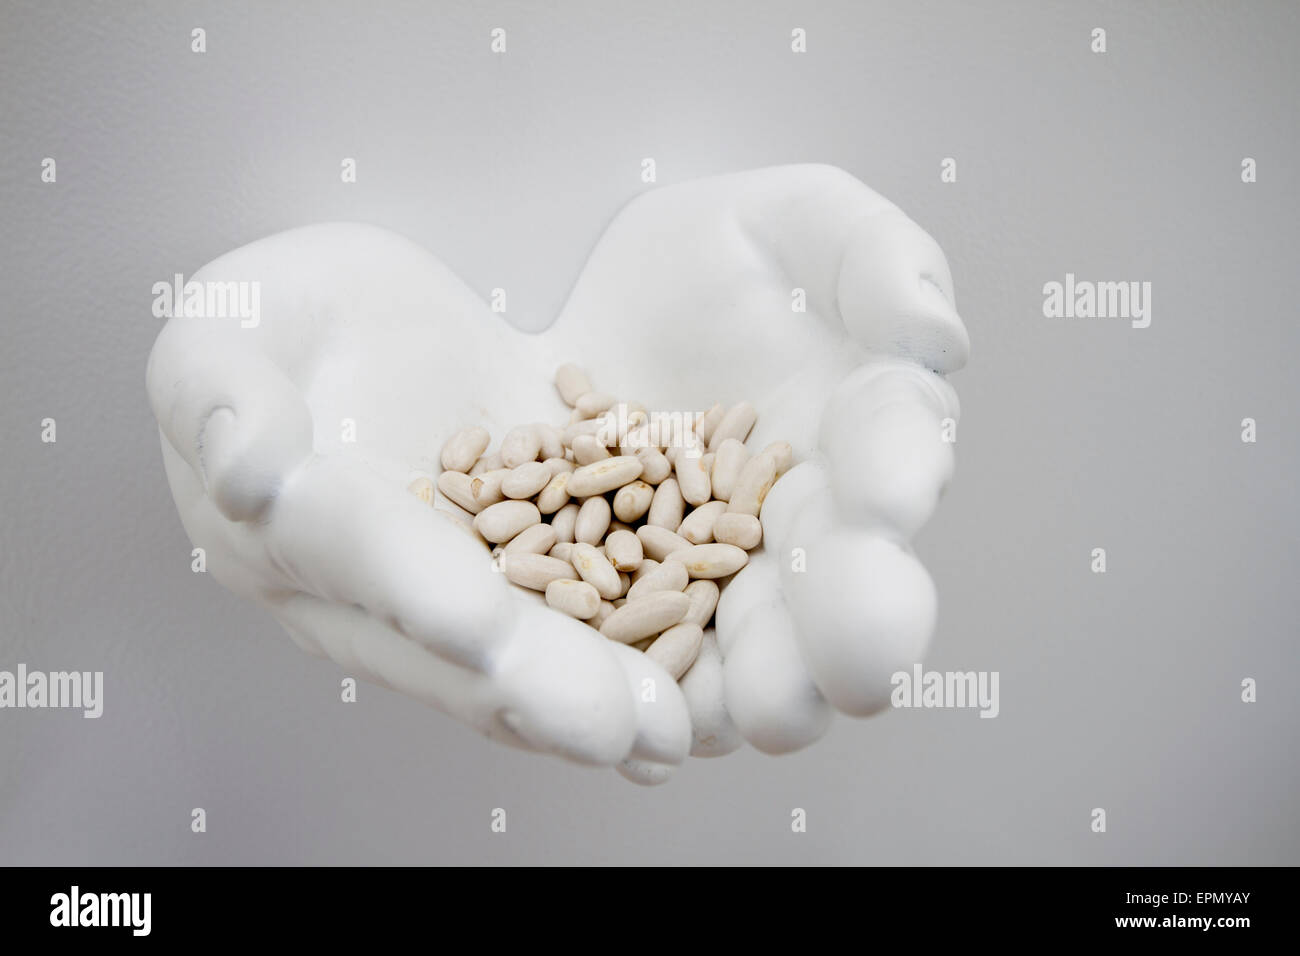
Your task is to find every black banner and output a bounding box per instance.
[0,866,1282,941]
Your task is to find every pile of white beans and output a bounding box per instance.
[410,364,791,681]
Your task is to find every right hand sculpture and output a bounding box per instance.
[145,164,968,784]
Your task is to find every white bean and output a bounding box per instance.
[695,404,725,445]
[555,363,592,407]
[644,623,704,680]
[630,558,660,584]
[675,445,711,506]
[550,503,579,543]
[437,470,483,514]
[500,425,541,468]
[440,426,490,474]
[626,559,688,602]
[634,448,671,484]
[709,438,749,502]
[665,543,748,579]
[501,552,575,591]
[470,468,509,509]
[618,422,653,457]
[727,452,777,517]
[574,496,612,544]
[599,591,691,644]
[707,401,756,451]
[612,480,654,523]
[681,580,720,627]
[713,512,762,550]
[678,501,727,545]
[571,542,622,600]
[605,529,643,572]
[545,579,601,619]
[761,440,793,476]
[504,523,557,555]
[636,525,692,561]
[567,456,643,497]
[647,478,685,530]
[473,500,540,543]
[590,600,618,630]
[469,450,503,476]
[502,461,550,499]
[561,416,608,446]
[572,434,611,465]
[575,391,617,419]
[536,472,571,514]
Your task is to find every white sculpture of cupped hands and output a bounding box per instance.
[146,164,968,785]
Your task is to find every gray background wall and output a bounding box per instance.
[1,0,1296,864]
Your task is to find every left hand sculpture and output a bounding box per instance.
[146,164,968,784]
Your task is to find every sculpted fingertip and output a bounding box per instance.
[722,605,832,754]
[679,630,743,758]
[608,644,692,770]
[617,758,676,786]
[836,210,970,374]
[786,530,936,717]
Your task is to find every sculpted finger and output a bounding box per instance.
[492,603,640,766]
[836,210,970,373]
[265,455,515,672]
[717,553,832,754]
[678,628,742,758]
[607,643,693,785]
[782,527,936,717]
[819,359,958,541]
